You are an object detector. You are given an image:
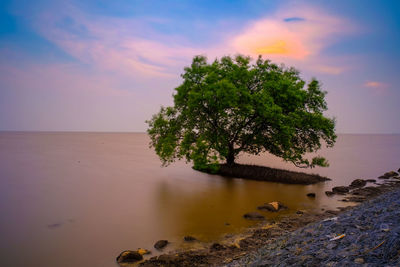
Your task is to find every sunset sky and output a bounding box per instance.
[1,0,399,133]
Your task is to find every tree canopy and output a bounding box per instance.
[147,55,336,172]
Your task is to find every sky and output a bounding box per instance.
[0,0,399,133]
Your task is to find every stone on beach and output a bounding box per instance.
[350,179,367,188]
[384,171,398,178]
[379,171,399,179]
[351,186,381,197]
[257,201,287,212]
[325,191,334,196]
[116,250,143,263]
[306,193,316,198]
[243,212,265,220]
[154,240,169,250]
[332,186,350,194]
[354,258,365,264]
[184,236,197,242]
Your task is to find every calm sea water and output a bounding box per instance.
[0,132,399,267]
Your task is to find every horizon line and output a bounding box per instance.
[1,130,400,135]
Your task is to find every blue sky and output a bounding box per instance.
[0,0,399,133]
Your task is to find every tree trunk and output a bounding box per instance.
[227,144,235,166]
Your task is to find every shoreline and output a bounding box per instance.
[118,169,400,266]
[227,177,400,266]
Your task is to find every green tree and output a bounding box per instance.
[147,55,336,172]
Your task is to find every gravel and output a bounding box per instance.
[226,187,400,267]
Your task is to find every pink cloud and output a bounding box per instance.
[208,4,359,76]
[231,20,308,60]
[229,5,353,61]
[364,81,389,94]
[364,81,389,88]
[33,5,200,79]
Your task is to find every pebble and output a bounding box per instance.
[184,236,197,242]
[354,257,364,264]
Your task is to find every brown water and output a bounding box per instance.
[0,132,399,267]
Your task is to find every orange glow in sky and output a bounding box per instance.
[254,40,289,55]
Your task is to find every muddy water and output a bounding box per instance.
[0,132,399,267]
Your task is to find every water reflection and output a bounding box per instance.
[154,174,338,245]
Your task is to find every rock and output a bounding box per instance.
[354,257,364,264]
[325,191,334,196]
[366,179,376,183]
[137,248,151,255]
[257,201,287,212]
[183,236,196,242]
[332,186,350,194]
[116,250,143,263]
[378,175,389,179]
[384,171,398,178]
[306,193,316,198]
[350,179,367,188]
[154,240,169,250]
[380,223,389,232]
[296,210,304,214]
[351,186,381,197]
[243,212,265,220]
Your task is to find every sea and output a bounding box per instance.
[0,132,399,266]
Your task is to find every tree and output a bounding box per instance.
[147,55,336,172]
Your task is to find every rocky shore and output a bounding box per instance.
[227,179,400,266]
[117,169,400,267]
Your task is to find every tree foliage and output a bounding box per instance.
[147,55,336,172]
